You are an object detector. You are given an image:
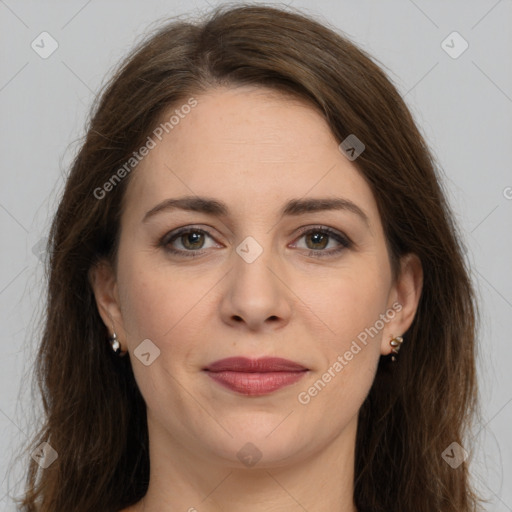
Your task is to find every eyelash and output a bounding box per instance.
[159,225,353,259]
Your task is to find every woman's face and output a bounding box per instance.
[93,86,421,468]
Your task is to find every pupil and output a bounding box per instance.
[184,232,203,249]
[309,232,327,249]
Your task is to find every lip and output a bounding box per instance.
[203,357,308,396]
[204,357,307,373]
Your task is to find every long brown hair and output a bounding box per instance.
[14,4,482,511]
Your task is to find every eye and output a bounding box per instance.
[291,226,352,258]
[159,225,352,259]
[160,227,219,257]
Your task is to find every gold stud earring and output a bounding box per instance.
[390,335,404,362]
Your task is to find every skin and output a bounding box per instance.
[91,86,423,512]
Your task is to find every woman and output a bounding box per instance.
[16,4,482,511]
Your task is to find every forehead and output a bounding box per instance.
[123,86,380,226]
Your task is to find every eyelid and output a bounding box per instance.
[292,224,351,242]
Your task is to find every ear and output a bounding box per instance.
[89,259,126,347]
[381,253,423,355]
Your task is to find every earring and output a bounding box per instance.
[390,335,404,362]
[109,331,126,356]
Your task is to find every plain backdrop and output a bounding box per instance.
[1,0,511,510]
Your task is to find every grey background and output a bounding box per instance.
[1,0,511,510]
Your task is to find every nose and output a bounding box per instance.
[219,240,293,332]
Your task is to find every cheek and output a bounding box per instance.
[295,260,390,401]
[302,260,391,346]
[296,309,383,426]
[117,264,207,343]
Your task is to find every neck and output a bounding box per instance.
[132,412,359,512]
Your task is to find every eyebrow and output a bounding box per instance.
[142,196,370,226]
